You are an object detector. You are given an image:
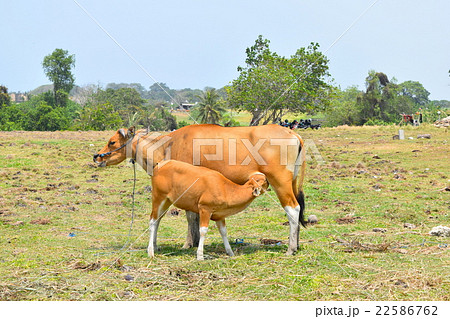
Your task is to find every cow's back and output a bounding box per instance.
[166,124,302,184]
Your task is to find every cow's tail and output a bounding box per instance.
[292,134,307,228]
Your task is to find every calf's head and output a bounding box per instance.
[93,127,135,167]
[248,173,269,197]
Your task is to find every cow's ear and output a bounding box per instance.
[118,129,127,138]
[127,126,135,138]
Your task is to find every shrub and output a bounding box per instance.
[177,120,190,128]
[74,103,122,130]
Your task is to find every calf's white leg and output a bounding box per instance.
[148,218,160,257]
[148,199,169,258]
[197,226,209,260]
[216,219,234,257]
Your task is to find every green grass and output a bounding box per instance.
[0,125,448,300]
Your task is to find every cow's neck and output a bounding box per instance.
[130,133,169,173]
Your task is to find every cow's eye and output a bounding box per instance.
[109,141,116,146]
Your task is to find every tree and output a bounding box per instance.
[192,88,226,124]
[433,100,450,109]
[90,87,146,122]
[0,85,11,107]
[75,103,122,131]
[358,71,417,124]
[0,104,25,130]
[328,71,428,126]
[18,100,69,131]
[106,82,148,98]
[148,83,177,103]
[71,84,100,106]
[42,49,75,107]
[137,104,178,131]
[227,36,332,125]
[33,103,69,131]
[0,92,73,131]
[325,86,363,126]
[398,81,430,106]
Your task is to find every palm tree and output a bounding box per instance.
[194,88,226,124]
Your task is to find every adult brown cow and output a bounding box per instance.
[93,124,306,255]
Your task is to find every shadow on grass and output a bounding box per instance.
[87,237,291,260]
[139,241,288,259]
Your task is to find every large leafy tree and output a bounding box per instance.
[192,88,226,124]
[147,82,177,103]
[42,49,75,107]
[359,71,416,123]
[227,36,333,126]
[398,80,430,106]
[75,102,122,131]
[90,87,146,122]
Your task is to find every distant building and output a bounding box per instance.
[180,102,196,110]
[10,93,28,103]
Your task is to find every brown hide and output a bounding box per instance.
[151,160,268,222]
[94,124,306,253]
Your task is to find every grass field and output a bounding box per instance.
[0,125,448,300]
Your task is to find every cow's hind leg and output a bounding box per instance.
[284,205,301,255]
[267,175,303,255]
[216,219,234,257]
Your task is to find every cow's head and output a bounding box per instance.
[93,127,135,167]
[248,173,269,197]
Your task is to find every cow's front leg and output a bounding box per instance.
[183,210,200,249]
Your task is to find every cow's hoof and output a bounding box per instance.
[286,249,297,256]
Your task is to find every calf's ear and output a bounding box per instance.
[127,126,135,138]
[252,187,262,197]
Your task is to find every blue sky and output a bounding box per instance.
[2,0,449,100]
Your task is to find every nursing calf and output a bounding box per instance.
[149,160,268,260]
